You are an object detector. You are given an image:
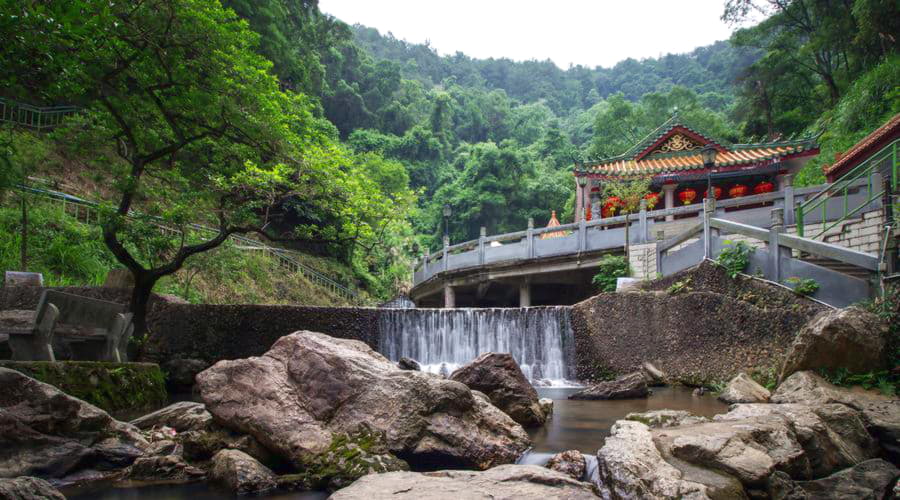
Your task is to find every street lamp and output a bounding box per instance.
[577,175,588,220]
[442,204,452,240]
[701,145,718,199]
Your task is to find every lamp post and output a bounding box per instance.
[442,204,452,240]
[701,145,718,200]
[577,175,588,220]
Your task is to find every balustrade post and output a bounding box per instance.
[443,235,449,271]
[478,227,486,266]
[639,199,648,243]
[770,208,786,282]
[655,229,666,274]
[578,208,587,252]
[703,198,714,259]
[526,218,535,259]
[422,250,429,276]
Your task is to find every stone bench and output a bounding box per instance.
[3,291,134,362]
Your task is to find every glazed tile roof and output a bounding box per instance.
[823,113,900,178]
[575,116,819,178]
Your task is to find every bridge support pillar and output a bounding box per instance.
[443,283,456,308]
[662,183,678,222]
[519,281,531,308]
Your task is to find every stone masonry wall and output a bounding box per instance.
[628,243,657,280]
[786,209,885,254]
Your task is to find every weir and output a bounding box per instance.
[377,307,575,385]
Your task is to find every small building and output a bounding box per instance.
[822,113,899,183]
[573,116,819,220]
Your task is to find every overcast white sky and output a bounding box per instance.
[319,0,750,69]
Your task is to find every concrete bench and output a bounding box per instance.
[3,291,134,362]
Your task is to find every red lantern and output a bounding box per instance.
[729,184,749,198]
[643,192,660,209]
[703,186,722,200]
[753,181,775,195]
[678,188,697,205]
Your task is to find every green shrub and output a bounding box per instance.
[591,255,630,292]
[667,277,692,295]
[784,277,819,296]
[716,240,754,278]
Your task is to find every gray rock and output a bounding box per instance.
[196,331,529,471]
[0,367,148,479]
[768,459,899,500]
[397,357,420,371]
[625,409,708,428]
[0,477,65,500]
[161,359,208,391]
[569,372,648,400]
[210,449,277,495]
[718,373,770,404]
[779,307,888,381]
[546,450,586,480]
[176,426,278,467]
[124,454,205,482]
[538,398,553,419]
[641,362,667,386]
[330,464,599,499]
[450,352,546,427]
[130,401,213,433]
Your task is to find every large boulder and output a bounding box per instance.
[130,401,213,433]
[595,420,739,499]
[161,359,208,391]
[0,367,148,479]
[124,454,205,482]
[209,449,277,495]
[397,357,420,371]
[779,307,888,380]
[624,410,708,428]
[330,464,599,499]
[545,450,586,480]
[569,372,648,400]
[717,373,770,404]
[449,352,545,427]
[196,331,530,471]
[0,477,65,500]
[767,459,899,499]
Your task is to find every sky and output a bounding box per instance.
[319,0,750,69]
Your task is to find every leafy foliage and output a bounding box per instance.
[591,255,631,292]
[716,240,755,278]
[784,277,820,296]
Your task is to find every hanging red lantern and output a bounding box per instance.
[729,184,749,198]
[678,188,697,205]
[753,181,775,195]
[643,192,660,209]
[703,186,722,200]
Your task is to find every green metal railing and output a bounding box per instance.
[797,138,898,239]
[0,98,78,130]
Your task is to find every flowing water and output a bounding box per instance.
[378,307,576,385]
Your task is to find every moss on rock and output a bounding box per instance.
[0,360,166,413]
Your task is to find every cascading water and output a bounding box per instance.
[378,307,576,386]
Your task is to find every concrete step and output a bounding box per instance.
[800,254,874,281]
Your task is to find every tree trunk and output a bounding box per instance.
[20,196,27,271]
[129,271,156,340]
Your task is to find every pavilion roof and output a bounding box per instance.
[574,116,819,179]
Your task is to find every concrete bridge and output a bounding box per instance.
[411,176,891,308]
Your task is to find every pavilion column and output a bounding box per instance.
[662,183,678,222]
[574,176,584,222]
[519,280,531,308]
[443,283,455,308]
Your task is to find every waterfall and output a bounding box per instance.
[378,307,576,386]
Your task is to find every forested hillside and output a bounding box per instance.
[1,0,897,306]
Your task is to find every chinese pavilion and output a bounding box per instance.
[573,116,820,220]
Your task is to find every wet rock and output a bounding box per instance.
[176,425,278,467]
[693,387,708,397]
[330,464,599,499]
[595,420,735,499]
[770,371,846,405]
[130,401,213,433]
[124,454,205,482]
[145,439,180,457]
[0,367,148,479]
[569,372,648,400]
[546,450,586,480]
[718,373,770,404]
[397,357,420,371]
[210,449,277,495]
[196,331,529,472]
[767,459,899,499]
[713,403,877,479]
[779,307,888,381]
[161,359,208,391]
[625,410,708,428]
[641,362,667,386]
[0,477,65,500]
[538,398,553,419]
[449,352,546,427]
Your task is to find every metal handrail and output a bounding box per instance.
[15,185,363,303]
[797,139,898,238]
[0,98,78,130]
